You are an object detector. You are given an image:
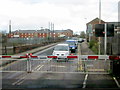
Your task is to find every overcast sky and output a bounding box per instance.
[0,0,119,34]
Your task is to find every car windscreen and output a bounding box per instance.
[66,41,75,46]
[54,45,69,51]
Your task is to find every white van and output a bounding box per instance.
[52,43,70,61]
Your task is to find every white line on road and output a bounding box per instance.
[36,65,44,71]
[113,77,120,88]
[82,74,88,88]
[16,79,26,85]
[34,64,42,70]
[12,76,26,85]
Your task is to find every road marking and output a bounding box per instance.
[12,73,28,85]
[82,74,88,88]
[77,64,83,71]
[77,43,83,71]
[34,64,42,70]
[12,76,26,85]
[113,77,120,88]
[16,79,25,85]
[36,65,44,71]
[51,65,66,68]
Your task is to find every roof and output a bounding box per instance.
[57,43,69,46]
[11,29,73,34]
[106,22,120,26]
[13,30,37,33]
[86,17,105,25]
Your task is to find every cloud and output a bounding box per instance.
[0,0,119,33]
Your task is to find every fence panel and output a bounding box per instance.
[0,55,111,74]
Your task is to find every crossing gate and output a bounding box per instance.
[1,54,119,74]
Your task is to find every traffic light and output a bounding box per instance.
[95,24,114,37]
[107,24,114,37]
[95,24,104,37]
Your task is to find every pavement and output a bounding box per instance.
[12,42,58,56]
[80,41,95,55]
[80,41,120,87]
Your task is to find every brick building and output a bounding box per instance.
[86,17,120,55]
[8,29,73,38]
[86,17,105,42]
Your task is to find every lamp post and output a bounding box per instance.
[84,18,88,41]
[98,0,101,55]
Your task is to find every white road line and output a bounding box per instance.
[34,64,42,70]
[16,79,25,85]
[36,65,44,71]
[113,77,120,88]
[12,76,26,85]
[82,74,88,88]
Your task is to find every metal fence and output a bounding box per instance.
[0,55,111,74]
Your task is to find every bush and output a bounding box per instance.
[89,40,96,48]
[89,40,98,54]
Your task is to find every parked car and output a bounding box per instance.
[78,38,84,43]
[52,43,70,61]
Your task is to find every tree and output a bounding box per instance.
[80,31,86,38]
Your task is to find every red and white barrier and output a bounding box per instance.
[0,54,120,60]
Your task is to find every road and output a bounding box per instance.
[2,41,120,89]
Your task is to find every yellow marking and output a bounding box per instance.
[87,69,105,71]
[77,43,83,71]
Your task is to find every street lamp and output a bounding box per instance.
[98,0,101,55]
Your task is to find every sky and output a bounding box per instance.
[0,0,119,34]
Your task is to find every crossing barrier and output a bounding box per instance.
[1,54,120,60]
[0,54,119,74]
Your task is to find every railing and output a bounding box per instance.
[0,54,120,74]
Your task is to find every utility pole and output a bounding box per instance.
[53,23,55,41]
[48,22,51,30]
[51,22,52,31]
[47,22,51,39]
[98,0,101,55]
[9,20,11,34]
[104,23,107,55]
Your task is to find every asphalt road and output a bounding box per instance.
[2,42,120,89]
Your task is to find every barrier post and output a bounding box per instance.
[27,54,32,73]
